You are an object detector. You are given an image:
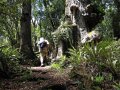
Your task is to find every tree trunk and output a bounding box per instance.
[20,0,35,59]
[65,0,104,48]
[65,0,88,48]
[112,0,120,40]
[0,51,10,78]
[52,0,104,57]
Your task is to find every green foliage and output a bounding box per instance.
[100,40,120,72]
[68,40,114,66]
[2,46,20,60]
[33,0,65,38]
[0,0,21,47]
[81,40,120,76]
[68,39,120,89]
[0,0,7,3]
[68,48,83,66]
[0,45,22,78]
[51,21,73,48]
[93,74,104,84]
[113,82,120,90]
[53,24,72,40]
[51,56,66,71]
[20,70,32,81]
[93,0,116,39]
[51,63,61,70]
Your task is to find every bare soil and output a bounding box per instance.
[0,66,76,90]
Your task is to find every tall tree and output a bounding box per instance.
[112,0,120,39]
[20,0,35,59]
[62,0,104,54]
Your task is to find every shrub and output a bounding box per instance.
[0,46,22,78]
[68,39,120,89]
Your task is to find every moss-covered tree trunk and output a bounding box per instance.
[52,0,104,57]
[20,0,35,59]
[64,0,104,50]
[65,0,89,49]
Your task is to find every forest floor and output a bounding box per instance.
[0,64,119,90]
[0,65,77,90]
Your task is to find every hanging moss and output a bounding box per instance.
[52,21,74,45]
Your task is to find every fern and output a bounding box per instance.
[113,82,120,90]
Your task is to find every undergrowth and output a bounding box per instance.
[51,39,120,89]
[0,45,22,78]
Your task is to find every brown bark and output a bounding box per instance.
[20,0,35,59]
[112,0,120,39]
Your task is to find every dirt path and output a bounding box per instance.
[0,66,76,90]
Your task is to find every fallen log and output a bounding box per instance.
[22,66,51,72]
